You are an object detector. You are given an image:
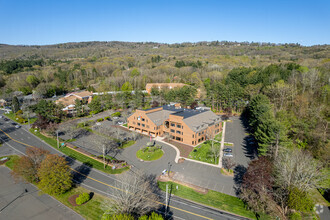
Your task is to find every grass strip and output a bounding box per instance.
[30,128,129,174]
[121,140,135,148]
[158,181,270,220]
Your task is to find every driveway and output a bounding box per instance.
[114,136,237,196]
[0,166,83,220]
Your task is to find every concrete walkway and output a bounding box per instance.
[153,136,180,163]
[217,121,226,168]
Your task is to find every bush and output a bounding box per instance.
[97,118,104,122]
[288,187,315,212]
[104,116,110,120]
[102,213,134,220]
[76,192,90,205]
[139,212,164,220]
[289,212,302,220]
[15,115,27,123]
[111,112,121,117]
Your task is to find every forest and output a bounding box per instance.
[0,41,329,219]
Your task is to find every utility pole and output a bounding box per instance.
[57,130,59,148]
[103,145,105,169]
[165,184,168,213]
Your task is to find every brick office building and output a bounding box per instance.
[127,104,222,146]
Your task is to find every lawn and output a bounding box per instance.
[188,141,220,164]
[122,123,128,127]
[136,146,164,161]
[54,186,109,220]
[215,132,222,141]
[1,155,20,169]
[30,129,129,174]
[5,112,37,125]
[158,181,270,220]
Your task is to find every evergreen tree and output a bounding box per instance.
[12,96,20,113]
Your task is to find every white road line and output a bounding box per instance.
[0,137,25,155]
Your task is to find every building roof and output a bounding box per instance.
[67,91,93,98]
[183,110,221,132]
[144,105,221,130]
[55,95,77,106]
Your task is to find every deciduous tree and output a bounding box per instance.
[38,154,72,195]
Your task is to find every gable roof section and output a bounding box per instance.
[183,110,221,132]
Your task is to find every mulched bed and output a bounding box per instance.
[68,194,80,206]
[164,139,193,158]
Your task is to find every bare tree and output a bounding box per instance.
[102,171,160,216]
[222,157,236,171]
[130,131,140,141]
[90,136,113,169]
[206,128,218,163]
[274,148,326,192]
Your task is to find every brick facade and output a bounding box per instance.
[127,105,221,146]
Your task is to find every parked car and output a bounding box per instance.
[15,125,21,129]
[224,153,233,157]
[0,116,3,118]
[3,118,9,121]
[113,117,119,120]
[117,121,124,125]
[223,148,232,152]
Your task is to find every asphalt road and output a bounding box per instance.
[0,166,83,220]
[0,112,248,220]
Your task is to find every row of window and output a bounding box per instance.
[170,123,183,129]
[172,136,183,142]
[170,129,183,135]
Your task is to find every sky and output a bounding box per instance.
[0,0,329,46]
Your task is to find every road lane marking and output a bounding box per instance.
[0,128,214,220]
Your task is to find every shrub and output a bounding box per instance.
[15,115,27,123]
[102,213,134,220]
[288,187,315,212]
[97,118,104,122]
[104,116,110,120]
[139,212,164,220]
[289,212,302,220]
[73,146,78,149]
[111,112,121,117]
[76,192,90,205]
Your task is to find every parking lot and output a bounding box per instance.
[0,166,83,220]
[224,116,258,167]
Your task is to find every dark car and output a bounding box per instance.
[3,118,9,121]
[223,148,232,153]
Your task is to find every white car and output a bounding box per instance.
[15,125,21,129]
[224,153,233,157]
[0,116,3,118]
[117,122,124,125]
[113,117,119,120]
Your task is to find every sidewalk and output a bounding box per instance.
[217,121,226,168]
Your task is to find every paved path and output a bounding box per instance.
[0,166,83,220]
